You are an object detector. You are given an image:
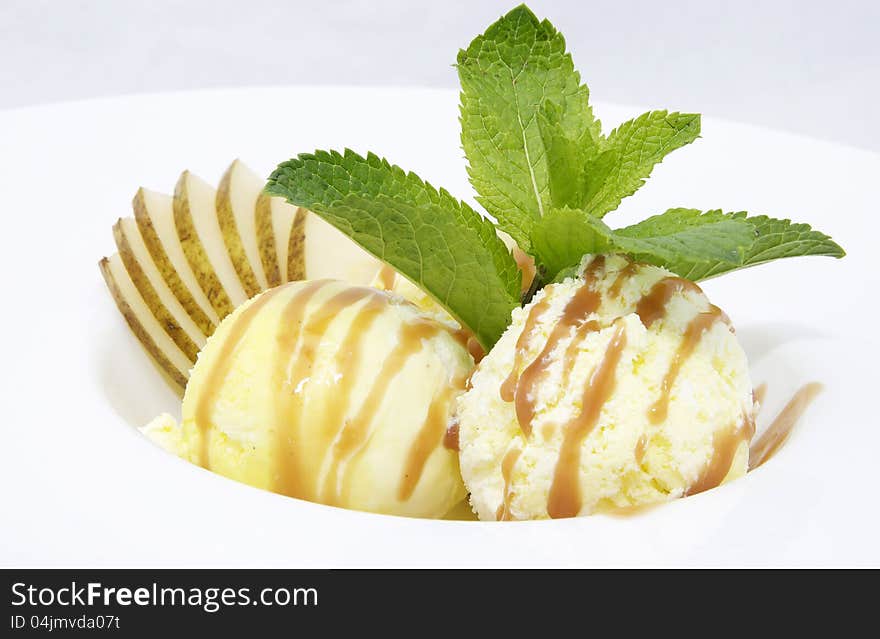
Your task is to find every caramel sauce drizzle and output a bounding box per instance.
[636,277,703,328]
[685,421,750,496]
[467,337,486,363]
[560,320,601,391]
[608,262,641,299]
[583,255,607,281]
[315,293,389,501]
[749,383,823,470]
[499,296,553,402]
[443,422,460,452]
[634,435,648,465]
[376,264,397,291]
[453,327,485,363]
[649,304,727,424]
[502,256,607,433]
[398,374,467,501]
[319,294,388,433]
[514,285,602,435]
[512,247,537,294]
[274,282,364,499]
[547,323,628,519]
[496,447,522,521]
[501,255,605,402]
[753,382,768,408]
[194,285,291,467]
[332,318,448,505]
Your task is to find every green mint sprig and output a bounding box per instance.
[659,213,845,281]
[457,6,601,253]
[265,150,521,349]
[267,4,844,350]
[531,207,756,283]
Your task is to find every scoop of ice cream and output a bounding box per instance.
[457,254,756,520]
[145,279,471,518]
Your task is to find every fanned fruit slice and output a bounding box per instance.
[133,188,218,337]
[216,160,267,296]
[113,217,206,362]
[289,209,388,285]
[101,159,480,394]
[255,191,301,286]
[173,171,250,318]
[99,254,191,392]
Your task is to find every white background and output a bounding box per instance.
[1,0,878,150]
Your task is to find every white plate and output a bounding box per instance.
[1,87,878,567]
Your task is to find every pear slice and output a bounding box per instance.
[255,192,301,285]
[269,196,297,283]
[133,188,218,337]
[297,209,384,284]
[286,205,306,282]
[99,254,189,392]
[254,192,281,287]
[113,217,206,362]
[173,171,249,319]
[216,160,267,296]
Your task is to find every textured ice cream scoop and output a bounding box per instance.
[457,254,756,521]
[144,279,471,518]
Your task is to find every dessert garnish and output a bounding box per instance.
[267,4,843,352]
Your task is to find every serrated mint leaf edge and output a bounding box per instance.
[265,149,521,348]
[456,3,601,251]
[584,111,702,218]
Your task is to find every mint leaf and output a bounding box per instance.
[266,149,521,349]
[537,100,601,209]
[530,208,614,281]
[615,208,754,266]
[669,213,846,280]
[584,111,700,218]
[531,207,842,283]
[530,207,753,282]
[457,4,601,251]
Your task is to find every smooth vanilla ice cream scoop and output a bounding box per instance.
[457,254,756,521]
[143,279,471,518]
